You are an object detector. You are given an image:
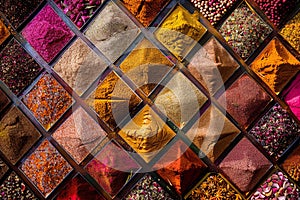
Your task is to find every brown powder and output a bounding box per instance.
[250,38,300,94]
[0,20,9,45]
[282,145,300,182]
[0,89,10,113]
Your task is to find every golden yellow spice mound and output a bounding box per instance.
[155,5,206,60]
[0,20,10,45]
[250,38,300,94]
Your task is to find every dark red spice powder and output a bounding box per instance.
[22,5,74,63]
[0,39,42,95]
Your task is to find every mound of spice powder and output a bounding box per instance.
[251,171,300,199]
[0,89,10,113]
[121,0,170,26]
[219,2,272,59]
[282,145,300,182]
[0,172,37,200]
[0,20,10,45]
[249,104,300,160]
[0,0,43,28]
[190,0,238,26]
[85,141,140,197]
[253,0,298,27]
[0,106,41,165]
[0,158,8,180]
[155,5,207,60]
[284,73,300,121]
[56,175,104,200]
[219,137,272,193]
[23,73,73,130]
[186,173,242,200]
[0,39,42,95]
[22,5,74,63]
[280,11,300,53]
[125,175,173,200]
[250,38,300,94]
[54,0,102,28]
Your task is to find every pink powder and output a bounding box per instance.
[284,74,300,120]
[22,5,73,63]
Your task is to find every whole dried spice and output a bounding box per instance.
[53,107,106,164]
[121,0,170,26]
[190,0,237,26]
[54,0,102,28]
[280,11,300,53]
[254,0,298,27]
[22,5,74,63]
[23,74,73,130]
[155,5,207,60]
[0,39,42,95]
[284,73,300,121]
[251,171,300,199]
[186,174,242,200]
[125,175,173,200]
[0,158,8,180]
[154,140,207,195]
[0,20,10,45]
[219,2,272,59]
[0,0,43,28]
[282,145,300,182]
[218,74,271,128]
[85,141,140,197]
[249,104,300,159]
[56,175,104,200]
[0,89,10,113]
[54,38,107,96]
[219,137,272,193]
[21,140,73,197]
[0,106,41,165]
[250,38,300,94]
[0,172,38,200]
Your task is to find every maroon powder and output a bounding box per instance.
[22,5,73,63]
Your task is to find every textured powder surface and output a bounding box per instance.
[23,74,73,130]
[0,172,38,199]
[220,2,272,59]
[154,72,208,129]
[125,175,173,199]
[186,106,240,162]
[21,140,72,197]
[22,5,74,63]
[85,1,139,62]
[188,37,239,94]
[250,38,300,94]
[0,20,9,45]
[155,5,206,60]
[249,104,300,159]
[281,11,300,53]
[53,107,106,163]
[0,89,10,113]
[56,175,104,200]
[186,173,242,200]
[85,71,141,130]
[0,0,43,28]
[121,0,170,26]
[219,137,272,193]
[0,158,8,180]
[85,142,140,197]
[282,145,300,182]
[0,106,41,164]
[155,140,207,195]
[0,39,42,95]
[119,39,173,95]
[118,105,176,162]
[219,74,271,128]
[54,38,107,96]
[284,73,300,121]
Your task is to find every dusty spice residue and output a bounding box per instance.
[121,0,170,26]
[250,38,300,94]
[155,5,206,60]
[0,20,9,45]
[23,73,73,130]
[282,145,300,182]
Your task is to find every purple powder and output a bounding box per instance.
[22,5,73,63]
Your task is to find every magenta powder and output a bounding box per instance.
[284,74,300,121]
[22,5,73,63]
